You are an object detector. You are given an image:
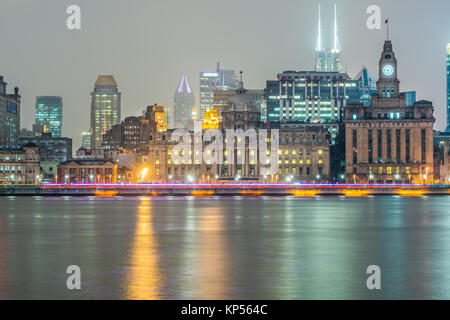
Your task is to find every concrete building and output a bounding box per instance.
[19,132,72,163]
[90,75,121,149]
[35,96,63,137]
[0,75,20,146]
[102,105,167,153]
[57,159,117,184]
[213,76,266,122]
[344,40,435,184]
[0,144,40,185]
[173,75,195,129]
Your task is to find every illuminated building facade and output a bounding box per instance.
[90,75,121,149]
[57,159,117,184]
[35,96,63,137]
[344,40,435,184]
[0,75,20,146]
[81,131,91,150]
[138,85,331,183]
[144,104,167,133]
[173,75,195,128]
[103,105,168,153]
[202,109,220,129]
[266,71,359,123]
[199,62,239,118]
[0,144,40,185]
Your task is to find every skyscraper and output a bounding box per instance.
[266,71,359,123]
[90,75,121,149]
[81,131,91,150]
[315,4,342,72]
[0,75,20,146]
[354,67,377,106]
[35,96,63,137]
[199,63,239,118]
[447,43,450,132]
[173,75,195,128]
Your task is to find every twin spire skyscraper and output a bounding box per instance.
[315,3,342,72]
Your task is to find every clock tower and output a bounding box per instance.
[377,40,400,98]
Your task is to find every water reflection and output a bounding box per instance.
[195,206,229,299]
[125,198,162,299]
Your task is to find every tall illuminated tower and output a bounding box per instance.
[173,75,195,128]
[35,96,63,137]
[315,3,342,72]
[90,75,121,149]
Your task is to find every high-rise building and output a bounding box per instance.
[315,4,342,72]
[173,75,195,129]
[35,96,63,137]
[266,71,359,123]
[354,67,377,106]
[199,63,239,118]
[0,75,20,146]
[90,75,121,149]
[447,43,450,132]
[81,131,91,150]
[344,40,435,184]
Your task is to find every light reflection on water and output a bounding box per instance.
[0,196,450,299]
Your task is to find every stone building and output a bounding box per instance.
[57,159,117,184]
[0,144,40,185]
[138,81,331,184]
[102,105,167,153]
[0,75,21,146]
[344,40,435,184]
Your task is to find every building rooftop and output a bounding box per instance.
[95,75,118,87]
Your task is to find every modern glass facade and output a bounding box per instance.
[266,71,359,123]
[90,76,121,149]
[199,62,239,118]
[354,67,377,106]
[35,96,63,137]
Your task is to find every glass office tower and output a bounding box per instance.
[35,96,63,137]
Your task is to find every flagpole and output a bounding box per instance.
[387,18,389,40]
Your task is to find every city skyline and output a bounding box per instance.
[1,0,449,149]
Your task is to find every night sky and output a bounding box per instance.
[1,0,449,148]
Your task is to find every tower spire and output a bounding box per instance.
[316,4,322,51]
[333,3,340,52]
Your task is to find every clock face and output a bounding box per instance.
[382,64,395,77]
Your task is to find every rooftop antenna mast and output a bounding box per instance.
[316,4,322,51]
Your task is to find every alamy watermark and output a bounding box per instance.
[66,5,81,30]
[171,121,279,176]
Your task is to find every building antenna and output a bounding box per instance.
[316,4,322,51]
[386,18,389,40]
[333,3,340,52]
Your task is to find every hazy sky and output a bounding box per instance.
[1,0,449,148]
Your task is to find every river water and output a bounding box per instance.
[0,195,450,299]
